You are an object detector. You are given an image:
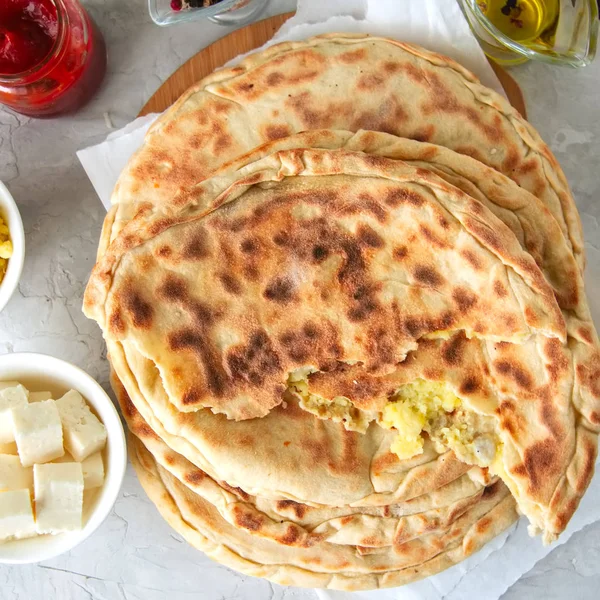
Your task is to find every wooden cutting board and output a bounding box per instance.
[139,12,526,118]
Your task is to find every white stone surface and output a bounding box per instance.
[0,0,599,597]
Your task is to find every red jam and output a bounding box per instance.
[0,0,58,75]
[0,0,107,117]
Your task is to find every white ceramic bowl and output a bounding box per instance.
[0,181,25,314]
[0,353,127,564]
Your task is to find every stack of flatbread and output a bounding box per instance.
[83,35,600,590]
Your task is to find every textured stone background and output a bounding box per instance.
[0,0,598,597]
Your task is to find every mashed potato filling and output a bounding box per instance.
[289,371,499,467]
[380,379,498,466]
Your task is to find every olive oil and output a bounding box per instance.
[477,0,559,44]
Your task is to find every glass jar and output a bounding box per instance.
[148,0,270,27]
[0,0,107,117]
[458,0,598,67]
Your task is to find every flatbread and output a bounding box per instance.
[115,374,498,550]
[85,136,600,542]
[87,145,566,418]
[104,34,583,270]
[130,435,518,590]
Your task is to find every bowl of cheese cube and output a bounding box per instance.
[0,353,127,563]
[0,182,25,314]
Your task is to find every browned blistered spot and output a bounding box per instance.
[385,188,425,207]
[590,411,600,425]
[338,48,367,63]
[412,125,436,143]
[420,71,503,143]
[109,311,125,334]
[503,146,520,172]
[442,334,466,366]
[495,359,534,390]
[514,439,560,494]
[360,535,380,547]
[148,217,174,238]
[578,327,593,344]
[466,217,503,253]
[283,441,291,447]
[169,327,227,399]
[357,73,385,90]
[156,245,172,258]
[554,498,579,533]
[356,224,384,248]
[236,82,255,94]
[266,71,284,86]
[278,525,301,546]
[227,330,281,387]
[312,244,329,262]
[123,288,153,329]
[219,273,242,295]
[476,516,492,534]
[265,124,291,141]
[137,423,158,440]
[383,60,400,73]
[413,265,444,287]
[264,276,296,303]
[437,215,450,230]
[420,224,449,249]
[243,264,260,282]
[181,232,210,260]
[213,134,232,154]
[219,482,250,501]
[494,280,508,298]
[240,237,259,254]
[213,100,233,115]
[276,500,307,519]
[157,274,187,302]
[353,96,408,135]
[452,288,477,312]
[393,245,408,260]
[184,470,205,485]
[233,507,264,532]
[460,376,481,394]
[461,249,483,270]
[575,439,597,493]
[273,231,289,246]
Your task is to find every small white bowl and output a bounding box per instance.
[0,181,25,314]
[0,353,127,564]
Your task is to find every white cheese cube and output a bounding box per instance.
[0,442,18,454]
[55,390,107,462]
[51,451,74,463]
[0,454,33,491]
[0,384,29,443]
[81,452,104,489]
[0,489,36,541]
[34,463,84,534]
[29,391,53,402]
[12,401,64,467]
[0,381,21,390]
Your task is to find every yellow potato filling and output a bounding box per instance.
[0,216,12,281]
[288,370,498,467]
[381,379,498,466]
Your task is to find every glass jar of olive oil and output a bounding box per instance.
[459,0,598,66]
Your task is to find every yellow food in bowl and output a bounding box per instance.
[0,216,13,281]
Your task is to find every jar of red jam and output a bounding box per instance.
[0,0,107,117]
